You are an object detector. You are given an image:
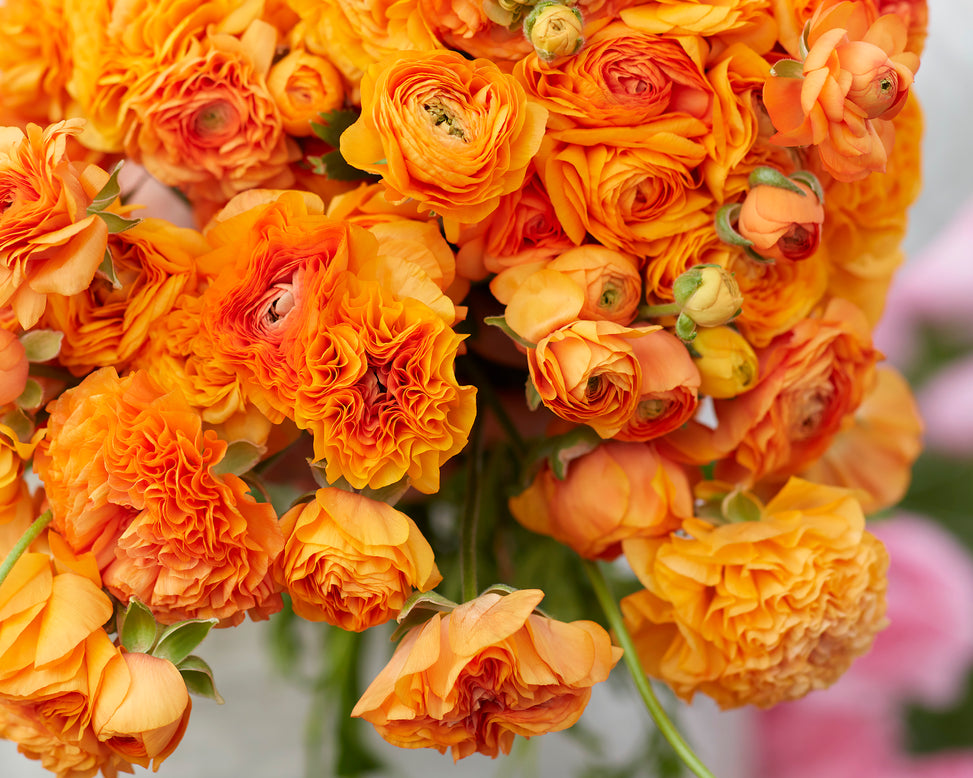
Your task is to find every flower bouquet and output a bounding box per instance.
[0,0,928,775]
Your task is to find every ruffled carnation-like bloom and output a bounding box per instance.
[33,368,284,626]
[0,120,108,328]
[276,487,442,631]
[352,589,623,759]
[621,478,889,709]
[510,441,693,559]
[340,49,548,231]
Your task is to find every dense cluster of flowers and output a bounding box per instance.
[0,0,928,774]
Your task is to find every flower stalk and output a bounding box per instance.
[0,509,53,590]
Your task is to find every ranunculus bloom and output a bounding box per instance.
[123,25,298,204]
[34,368,284,626]
[276,487,442,631]
[0,120,109,328]
[763,1,920,181]
[0,329,28,405]
[352,589,623,759]
[340,50,548,231]
[690,325,759,399]
[510,440,693,559]
[91,652,191,770]
[738,180,825,261]
[549,245,643,325]
[0,422,43,555]
[622,478,889,709]
[41,217,204,376]
[529,320,655,439]
[266,47,345,136]
[673,264,743,328]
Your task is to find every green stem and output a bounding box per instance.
[638,302,681,319]
[462,356,528,459]
[581,559,717,778]
[0,510,54,590]
[460,411,484,602]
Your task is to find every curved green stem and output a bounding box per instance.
[582,559,717,778]
[460,412,484,602]
[0,510,53,590]
[638,302,681,319]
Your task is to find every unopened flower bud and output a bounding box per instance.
[690,326,758,399]
[736,168,824,262]
[672,265,743,333]
[524,2,584,62]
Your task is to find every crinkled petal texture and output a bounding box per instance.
[340,49,548,226]
[352,590,623,760]
[33,367,284,626]
[620,478,889,709]
[277,487,442,631]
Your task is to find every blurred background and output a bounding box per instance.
[4,1,973,776]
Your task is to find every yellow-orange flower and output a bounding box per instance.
[690,325,759,399]
[267,47,345,136]
[340,50,548,230]
[0,120,109,328]
[41,217,204,376]
[0,330,27,405]
[277,487,442,631]
[34,368,284,626]
[352,589,623,759]
[510,441,693,559]
[621,478,888,709]
[0,422,43,555]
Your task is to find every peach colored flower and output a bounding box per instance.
[622,478,889,709]
[267,47,345,136]
[510,441,693,559]
[34,368,284,626]
[340,50,548,231]
[352,589,623,759]
[0,120,109,328]
[276,487,441,631]
[738,179,825,261]
[0,330,27,405]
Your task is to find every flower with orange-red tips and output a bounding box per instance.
[0,120,109,328]
[276,487,442,631]
[621,477,889,709]
[340,50,548,235]
[352,588,622,759]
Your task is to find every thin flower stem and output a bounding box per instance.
[638,302,681,319]
[0,510,54,590]
[582,559,717,778]
[462,356,528,459]
[460,411,484,602]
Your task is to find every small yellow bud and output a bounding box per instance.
[673,264,743,329]
[690,326,758,399]
[524,2,584,62]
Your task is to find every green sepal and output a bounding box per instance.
[789,170,825,203]
[523,425,601,481]
[152,618,219,667]
[770,59,804,79]
[722,490,763,523]
[177,655,225,704]
[390,590,458,642]
[97,249,122,290]
[119,599,158,654]
[309,109,380,183]
[15,379,43,411]
[714,203,752,247]
[1,408,34,443]
[94,210,141,234]
[674,312,697,342]
[212,440,267,477]
[310,109,361,148]
[747,166,807,195]
[479,583,552,619]
[799,21,811,60]
[744,245,776,264]
[87,162,141,233]
[307,150,378,183]
[526,377,542,411]
[19,330,63,363]
[483,315,536,350]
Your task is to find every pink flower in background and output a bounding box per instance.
[916,355,973,456]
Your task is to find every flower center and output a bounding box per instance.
[191,99,241,143]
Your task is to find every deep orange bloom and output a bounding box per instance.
[352,589,622,759]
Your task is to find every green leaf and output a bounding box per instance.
[94,210,141,234]
[19,330,63,363]
[178,655,224,704]
[152,618,219,666]
[120,599,158,654]
[747,165,807,195]
[87,161,124,214]
[97,249,122,290]
[15,379,43,410]
[310,109,361,148]
[770,58,804,79]
[321,150,377,182]
[790,169,825,203]
[525,377,542,412]
[483,315,536,350]
[212,440,267,476]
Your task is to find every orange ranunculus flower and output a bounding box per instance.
[0,120,109,328]
[548,246,643,325]
[620,0,775,43]
[352,589,623,759]
[413,0,532,62]
[34,368,284,626]
[801,366,922,514]
[621,477,888,709]
[340,50,548,231]
[41,217,204,376]
[91,652,191,770]
[0,422,44,556]
[763,0,920,182]
[267,47,345,136]
[510,441,693,560]
[710,298,879,485]
[0,329,27,405]
[737,179,825,261]
[276,487,441,631]
[529,321,656,439]
[310,272,476,494]
[690,325,759,399]
[878,0,928,55]
[122,25,298,204]
[616,328,700,442]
